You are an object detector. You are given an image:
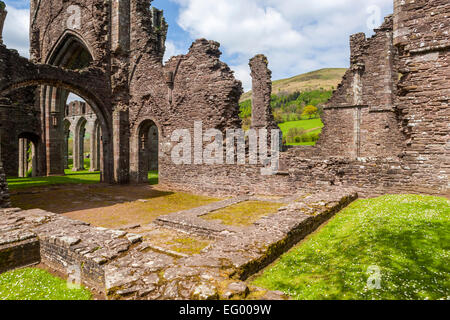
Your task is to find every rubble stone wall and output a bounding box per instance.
[0,86,41,177]
[155,3,449,198]
[393,0,450,195]
[317,16,405,159]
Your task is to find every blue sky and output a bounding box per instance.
[3,0,394,91]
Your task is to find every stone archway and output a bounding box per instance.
[42,32,94,176]
[131,119,160,183]
[17,132,40,178]
[0,41,114,183]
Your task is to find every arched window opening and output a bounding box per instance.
[17,133,40,178]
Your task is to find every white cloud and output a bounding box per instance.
[3,5,29,57]
[163,40,185,63]
[173,0,393,91]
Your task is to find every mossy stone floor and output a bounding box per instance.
[202,201,285,227]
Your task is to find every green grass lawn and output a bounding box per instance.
[279,118,324,146]
[252,194,450,300]
[0,268,92,300]
[278,118,324,133]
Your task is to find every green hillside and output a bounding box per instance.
[240,68,346,102]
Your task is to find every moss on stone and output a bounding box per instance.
[202,201,284,227]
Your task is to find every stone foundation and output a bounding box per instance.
[0,189,357,300]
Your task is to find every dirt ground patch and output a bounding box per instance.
[10,184,221,229]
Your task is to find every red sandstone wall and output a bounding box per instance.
[393,0,450,195]
[159,3,449,197]
[319,16,404,159]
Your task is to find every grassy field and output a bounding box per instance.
[0,268,92,300]
[278,118,324,146]
[278,118,323,133]
[241,68,346,102]
[252,194,450,300]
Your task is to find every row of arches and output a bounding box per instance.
[63,116,102,172]
[10,115,159,182]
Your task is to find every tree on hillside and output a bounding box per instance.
[302,105,318,119]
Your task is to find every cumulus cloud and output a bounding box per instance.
[3,4,29,58]
[163,40,185,63]
[172,0,393,90]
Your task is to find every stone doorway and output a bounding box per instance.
[137,119,159,183]
[17,132,40,178]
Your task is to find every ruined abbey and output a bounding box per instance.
[0,0,448,300]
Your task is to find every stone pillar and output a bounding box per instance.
[148,125,159,172]
[18,138,27,178]
[113,109,130,184]
[249,54,282,154]
[63,131,70,169]
[0,160,9,208]
[0,126,9,207]
[31,142,37,177]
[0,2,6,44]
[90,124,101,172]
[79,127,85,170]
[89,125,97,172]
[72,120,86,172]
[249,55,277,130]
[44,88,65,176]
[111,0,130,184]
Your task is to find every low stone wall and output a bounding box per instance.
[39,237,106,290]
[160,154,448,199]
[0,236,40,273]
[0,208,143,294]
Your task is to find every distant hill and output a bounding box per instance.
[240,68,347,102]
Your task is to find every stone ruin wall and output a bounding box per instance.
[129,38,243,185]
[159,1,449,198]
[318,16,405,159]
[393,0,450,195]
